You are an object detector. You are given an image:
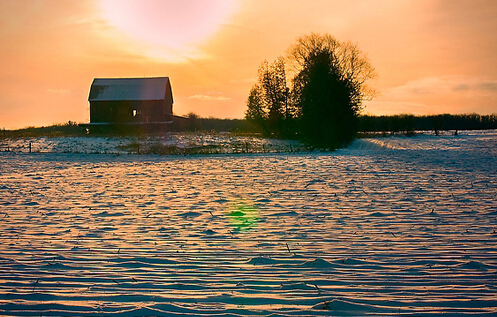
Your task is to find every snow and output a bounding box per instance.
[0,132,306,155]
[0,130,496,315]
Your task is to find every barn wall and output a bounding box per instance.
[90,100,173,123]
[164,95,173,115]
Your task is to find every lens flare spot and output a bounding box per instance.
[226,201,259,231]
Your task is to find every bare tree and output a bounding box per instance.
[288,33,376,113]
[287,33,377,148]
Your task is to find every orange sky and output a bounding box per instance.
[1,0,496,129]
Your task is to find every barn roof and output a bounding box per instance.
[88,77,172,102]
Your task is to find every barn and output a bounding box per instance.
[88,77,174,124]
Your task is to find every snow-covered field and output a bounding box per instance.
[1,131,496,316]
[0,133,305,154]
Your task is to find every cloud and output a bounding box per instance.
[386,76,497,97]
[369,75,497,115]
[188,94,231,101]
[477,82,497,92]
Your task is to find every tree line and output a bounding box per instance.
[358,113,497,134]
[2,114,496,138]
[245,33,376,149]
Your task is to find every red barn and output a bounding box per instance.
[88,77,173,124]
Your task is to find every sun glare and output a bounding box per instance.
[99,0,237,62]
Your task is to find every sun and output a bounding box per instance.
[99,0,237,62]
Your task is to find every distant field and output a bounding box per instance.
[0,133,305,155]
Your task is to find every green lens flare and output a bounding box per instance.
[227,201,259,231]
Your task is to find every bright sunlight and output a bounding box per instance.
[99,0,237,62]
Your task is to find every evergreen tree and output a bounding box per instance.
[245,57,290,136]
[288,33,376,148]
[245,84,268,134]
[294,51,356,148]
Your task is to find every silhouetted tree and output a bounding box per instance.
[289,34,376,110]
[245,57,290,135]
[187,112,200,131]
[289,33,376,147]
[293,51,356,147]
[245,85,268,134]
[245,33,376,146]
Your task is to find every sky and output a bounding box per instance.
[1,0,496,129]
